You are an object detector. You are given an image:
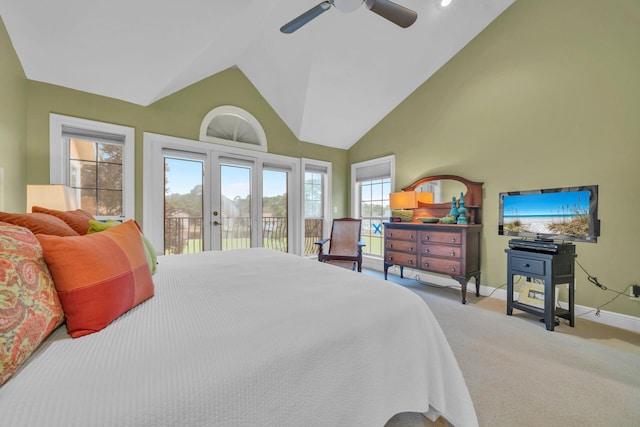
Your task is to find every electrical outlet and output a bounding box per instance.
[631,284,640,301]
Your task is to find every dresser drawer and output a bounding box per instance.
[385,229,418,241]
[420,256,462,275]
[420,244,462,259]
[385,240,417,253]
[511,256,545,275]
[385,251,418,268]
[420,230,462,245]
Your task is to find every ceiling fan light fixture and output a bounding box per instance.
[332,0,364,13]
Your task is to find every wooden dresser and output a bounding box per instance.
[383,174,483,304]
[384,222,482,304]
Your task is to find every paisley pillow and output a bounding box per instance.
[0,222,65,386]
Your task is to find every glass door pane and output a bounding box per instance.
[219,163,252,250]
[164,155,204,255]
[262,169,288,252]
[303,171,324,255]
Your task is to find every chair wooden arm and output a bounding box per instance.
[315,238,330,256]
[314,238,330,246]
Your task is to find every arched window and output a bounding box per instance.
[199,106,267,152]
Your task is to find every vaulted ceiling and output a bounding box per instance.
[0,0,514,149]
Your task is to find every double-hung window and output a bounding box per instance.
[302,159,332,255]
[49,114,135,219]
[351,155,394,257]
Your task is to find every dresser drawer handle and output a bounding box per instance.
[451,250,456,256]
[423,262,429,268]
[408,259,414,265]
[424,235,430,241]
[387,256,393,261]
[424,248,430,254]
[409,246,414,252]
[409,233,414,239]
[388,244,393,249]
[450,237,457,243]
[450,265,457,272]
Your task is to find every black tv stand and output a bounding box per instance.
[505,247,576,331]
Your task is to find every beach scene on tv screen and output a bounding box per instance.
[503,191,590,237]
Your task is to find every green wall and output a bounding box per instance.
[0,17,27,212]
[23,69,348,219]
[349,0,640,317]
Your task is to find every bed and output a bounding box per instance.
[1,220,477,426]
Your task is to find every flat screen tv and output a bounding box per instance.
[498,185,600,243]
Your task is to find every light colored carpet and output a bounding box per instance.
[371,270,640,427]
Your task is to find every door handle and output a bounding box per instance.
[212,221,222,226]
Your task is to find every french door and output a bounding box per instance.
[144,133,299,255]
[212,158,291,252]
[213,156,255,251]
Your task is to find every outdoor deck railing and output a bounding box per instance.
[164,216,324,255]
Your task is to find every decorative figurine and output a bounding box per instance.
[457,192,468,224]
[457,203,467,224]
[449,196,459,218]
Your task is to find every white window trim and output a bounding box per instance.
[351,155,395,217]
[199,105,267,152]
[49,114,135,219]
[301,158,332,246]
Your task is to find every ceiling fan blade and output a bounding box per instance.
[364,0,417,28]
[280,1,332,34]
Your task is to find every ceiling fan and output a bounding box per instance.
[280,0,418,34]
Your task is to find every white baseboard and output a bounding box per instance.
[363,258,640,334]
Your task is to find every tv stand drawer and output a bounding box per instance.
[511,257,545,275]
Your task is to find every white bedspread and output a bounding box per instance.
[0,248,477,427]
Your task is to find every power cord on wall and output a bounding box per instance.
[575,259,632,318]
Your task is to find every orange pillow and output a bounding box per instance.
[36,220,154,338]
[0,212,79,236]
[31,206,94,235]
[0,222,65,385]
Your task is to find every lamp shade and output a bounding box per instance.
[389,191,418,209]
[27,185,78,212]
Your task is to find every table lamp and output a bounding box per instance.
[389,191,417,222]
